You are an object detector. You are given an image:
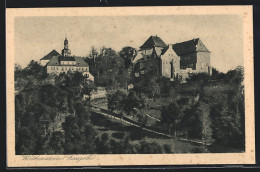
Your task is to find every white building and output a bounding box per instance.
[133,36,212,81]
[40,38,92,76]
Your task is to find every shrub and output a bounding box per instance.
[163,144,172,153]
[111,132,125,140]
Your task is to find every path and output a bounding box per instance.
[90,105,211,146]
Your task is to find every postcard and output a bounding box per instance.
[6,6,255,167]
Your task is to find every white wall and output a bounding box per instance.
[47,66,89,74]
[161,46,180,78]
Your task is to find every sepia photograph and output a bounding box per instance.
[6,6,255,166]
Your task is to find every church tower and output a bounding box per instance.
[62,37,71,57]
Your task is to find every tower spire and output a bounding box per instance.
[62,37,71,57]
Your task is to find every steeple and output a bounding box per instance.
[64,37,68,49]
[62,37,71,57]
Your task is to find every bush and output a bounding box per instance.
[163,144,172,153]
[138,141,163,154]
[111,132,125,140]
[190,146,210,153]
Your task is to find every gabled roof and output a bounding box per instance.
[140,35,168,49]
[60,56,75,61]
[172,38,210,56]
[47,56,89,67]
[74,57,89,67]
[47,55,60,66]
[40,50,60,60]
[161,46,169,55]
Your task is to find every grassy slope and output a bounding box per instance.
[90,111,200,153]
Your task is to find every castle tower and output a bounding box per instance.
[62,37,71,57]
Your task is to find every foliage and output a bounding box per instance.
[161,101,182,137]
[123,90,144,115]
[62,115,97,154]
[15,54,245,154]
[181,105,202,139]
[15,63,96,154]
[48,131,64,154]
[107,90,127,113]
[119,46,137,69]
[94,47,128,88]
[137,141,163,154]
[163,144,172,153]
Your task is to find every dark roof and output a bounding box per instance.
[60,56,75,61]
[40,50,60,60]
[46,55,60,66]
[140,35,168,49]
[47,56,89,67]
[161,46,169,55]
[172,38,210,56]
[74,57,89,67]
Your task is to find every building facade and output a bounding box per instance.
[40,38,94,81]
[133,35,212,81]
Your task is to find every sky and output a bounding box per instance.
[14,15,243,73]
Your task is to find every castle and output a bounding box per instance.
[40,38,94,81]
[133,35,212,81]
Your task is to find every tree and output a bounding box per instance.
[123,91,142,116]
[139,93,149,109]
[119,46,137,69]
[82,80,96,109]
[181,108,200,139]
[136,111,148,139]
[107,90,127,113]
[15,63,22,73]
[225,66,244,86]
[169,87,176,102]
[83,124,97,153]
[95,47,126,88]
[157,76,171,96]
[161,101,182,138]
[48,131,65,154]
[15,127,36,154]
[25,60,46,79]
[147,78,160,100]
[95,133,111,154]
[62,115,86,154]
[138,141,163,154]
[163,144,172,153]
